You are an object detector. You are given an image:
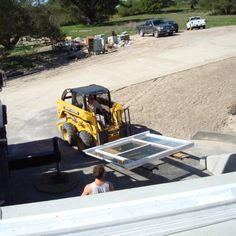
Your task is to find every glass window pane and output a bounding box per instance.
[103,140,145,154]
[141,136,181,147]
[118,145,166,160]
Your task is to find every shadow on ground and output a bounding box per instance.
[5,130,213,206]
[2,48,87,80]
[131,123,162,135]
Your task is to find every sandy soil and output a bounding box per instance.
[2,26,236,143]
[112,57,236,139]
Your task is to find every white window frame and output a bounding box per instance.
[84,131,194,170]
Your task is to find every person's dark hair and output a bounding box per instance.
[93,165,105,180]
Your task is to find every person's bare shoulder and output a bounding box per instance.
[81,184,92,196]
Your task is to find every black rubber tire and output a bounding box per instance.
[139,29,144,37]
[61,122,77,146]
[154,30,159,38]
[79,130,94,148]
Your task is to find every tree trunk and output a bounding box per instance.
[86,10,96,24]
[11,35,20,48]
[225,6,231,14]
[0,39,11,50]
[0,35,19,50]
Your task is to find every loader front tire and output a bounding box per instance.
[79,131,94,149]
[61,122,77,146]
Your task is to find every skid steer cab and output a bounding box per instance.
[57,84,131,149]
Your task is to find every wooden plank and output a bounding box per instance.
[171,152,190,160]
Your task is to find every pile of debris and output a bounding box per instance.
[86,31,131,55]
[4,31,131,79]
[54,31,131,58]
[52,36,87,59]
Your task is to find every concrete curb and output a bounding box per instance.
[200,153,236,175]
[191,130,236,145]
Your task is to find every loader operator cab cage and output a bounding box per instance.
[61,84,112,112]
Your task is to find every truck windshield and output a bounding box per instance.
[192,17,201,20]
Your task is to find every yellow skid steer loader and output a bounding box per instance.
[57,84,131,149]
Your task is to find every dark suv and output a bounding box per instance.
[163,20,179,33]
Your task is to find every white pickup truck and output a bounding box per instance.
[186,16,206,30]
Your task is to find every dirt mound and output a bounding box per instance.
[112,57,236,139]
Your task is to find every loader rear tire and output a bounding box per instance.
[79,131,95,149]
[61,122,77,146]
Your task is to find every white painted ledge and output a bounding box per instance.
[1,172,236,235]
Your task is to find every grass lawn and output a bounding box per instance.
[62,12,236,38]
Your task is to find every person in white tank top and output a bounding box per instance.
[81,164,114,196]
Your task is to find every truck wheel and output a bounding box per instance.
[79,131,95,149]
[203,26,206,29]
[61,122,77,146]
[154,31,159,38]
[139,30,144,37]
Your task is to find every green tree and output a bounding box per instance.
[199,0,236,14]
[0,0,63,50]
[60,0,120,24]
[190,0,198,9]
[47,0,79,25]
[118,0,175,16]
[0,0,31,49]
[118,0,142,16]
[29,4,63,40]
[137,0,176,13]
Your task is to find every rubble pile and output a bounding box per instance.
[5,31,131,78]
[57,31,131,58]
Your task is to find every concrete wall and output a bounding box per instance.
[1,172,236,236]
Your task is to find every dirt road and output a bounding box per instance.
[2,26,236,143]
